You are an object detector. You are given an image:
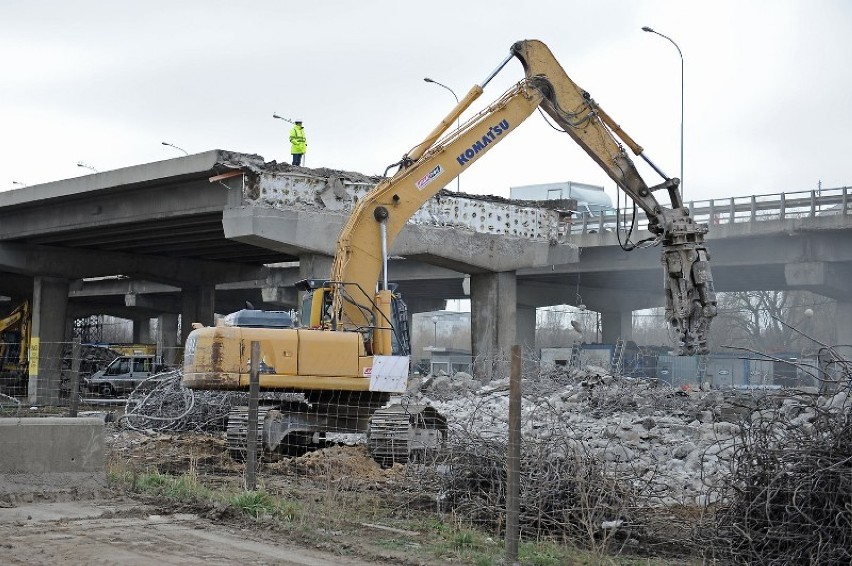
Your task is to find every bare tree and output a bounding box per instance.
[536,306,581,349]
[710,290,834,354]
[632,307,673,347]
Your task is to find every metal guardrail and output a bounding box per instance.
[565,186,851,236]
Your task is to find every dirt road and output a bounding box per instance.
[0,500,382,565]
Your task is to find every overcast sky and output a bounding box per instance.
[2,0,850,206]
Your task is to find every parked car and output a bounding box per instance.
[84,354,165,397]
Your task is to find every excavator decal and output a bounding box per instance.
[415,165,443,190]
[456,119,511,165]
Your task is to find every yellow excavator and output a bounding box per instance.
[183,40,717,463]
[0,300,31,395]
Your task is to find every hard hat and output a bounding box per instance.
[295,119,303,123]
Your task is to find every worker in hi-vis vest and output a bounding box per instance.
[289,120,307,166]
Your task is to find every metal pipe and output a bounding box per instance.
[481,52,514,88]
[380,220,388,291]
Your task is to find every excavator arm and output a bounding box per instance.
[0,300,30,367]
[329,39,716,355]
[511,40,717,353]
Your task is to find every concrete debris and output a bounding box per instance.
[415,365,797,506]
[216,152,572,242]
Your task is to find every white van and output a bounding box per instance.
[84,354,164,397]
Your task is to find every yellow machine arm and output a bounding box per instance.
[0,300,31,366]
[330,39,716,355]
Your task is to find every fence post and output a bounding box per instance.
[245,340,260,491]
[505,345,522,564]
[68,341,81,418]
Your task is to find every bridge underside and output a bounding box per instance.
[1,150,851,388]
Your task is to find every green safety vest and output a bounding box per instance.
[289,125,307,154]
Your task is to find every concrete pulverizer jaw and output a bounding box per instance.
[662,237,717,356]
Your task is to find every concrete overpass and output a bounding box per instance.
[0,150,576,400]
[2,149,851,400]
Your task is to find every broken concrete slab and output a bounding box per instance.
[224,206,578,273]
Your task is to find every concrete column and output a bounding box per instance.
[157,313,179,366]
[601,310,634,344]
[180,285,215,346]
[835,302,852,348]
[132,317,152,343]
[29,276,69,405]
[516,306,537,351]
[470,271,516,381]
[299,253,333,280]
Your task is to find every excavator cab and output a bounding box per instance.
[295,278,410,356]
[297,279,332,329]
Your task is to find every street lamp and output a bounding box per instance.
[77,161,98,173]
[424,77,461,192]
[431,315,439,348]
[642,26,684,202]
[161,141,189,156]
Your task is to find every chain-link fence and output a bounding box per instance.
[3,340,850,564]
[0,341,184,417]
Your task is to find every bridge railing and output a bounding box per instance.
[564,186,850,236]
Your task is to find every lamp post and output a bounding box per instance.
[642,26,684,202]
[424,77,461,192]
[77,162,98,173]
[431,315,439,349]
[430,315,440,376]
[161,141,189,156]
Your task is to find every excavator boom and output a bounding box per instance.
[183,39,718,467]
[330,39,716,354]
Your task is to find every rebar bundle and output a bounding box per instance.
[706,387,852,565]
[121,370,236,432]
[439,428,635,546]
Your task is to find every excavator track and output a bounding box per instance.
[367,408,413,464]
[367,404,448,465]
[226,406,273,461]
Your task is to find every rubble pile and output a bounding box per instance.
[423,366,745,506]
[707,388,852,565]
[417,365,851,557]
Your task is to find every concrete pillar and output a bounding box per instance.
[601,310,633,344]
[299,253,333,280]
[180,285,215,346]
[29,276,69,405]
[470,271,516,381]
[157,313,179,366]
[835,302,852,349]
[516,306,536,351]
[132,317,152,343]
